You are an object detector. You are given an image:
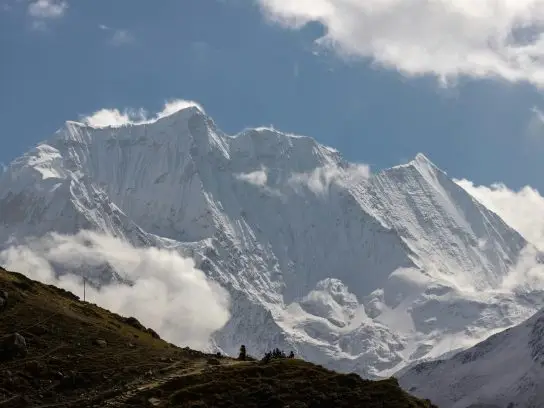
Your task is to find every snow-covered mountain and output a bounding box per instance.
[399,306,544,407]
[0,106,541,378]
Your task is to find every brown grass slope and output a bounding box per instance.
[0,267,437,408]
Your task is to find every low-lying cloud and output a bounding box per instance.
[236,167,268,187]
[456,179,544,250]
[456,179,544,294]
[81,99,205,128]
[0,230,230,350]
[259,0,544,87]
[500,246,544,292]
[288,163,370,195]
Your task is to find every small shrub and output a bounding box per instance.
[260,348,295,364]
[261,352,272,364]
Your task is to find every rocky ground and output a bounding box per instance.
[0,267,436,407]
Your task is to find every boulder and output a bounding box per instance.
[93,338,107,348]
[1,333,27,359]
[0,290,7,310]
[148,397,161,406]
[146,328,160,339]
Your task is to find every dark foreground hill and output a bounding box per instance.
[0,267,436,408]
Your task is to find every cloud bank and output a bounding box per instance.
[456,179,544,250]
[259,0,544,87]
[0,230,230,350]
[456,179,544,293]
[81,99,205,128]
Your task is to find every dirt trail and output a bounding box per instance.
[101,359,247,408]
[101,360,208,407]
[0,267,437,408]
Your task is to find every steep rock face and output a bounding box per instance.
[366,154,523,290]
[0,106,538,378]
[51,111,217,243]
[400,307,544,408]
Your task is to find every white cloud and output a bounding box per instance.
[81,99,205,128]
[28,0,67,19]
[82,108,147,128]
[289,163,370,195]
[0,230,230,350]
[258,0,544,87]
[440,178,544,297]
[30,20,47,31]
[157,99,206,119]
[456,179,544,250]
[501,245,544,292]
[527,106,544,139]
[236,167,268,186]
[99,24,134,46]
[110,29,133,46]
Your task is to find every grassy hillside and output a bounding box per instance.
[0,267,436,407]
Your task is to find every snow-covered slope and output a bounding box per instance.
[0,106,541,378]
[400,307,544,407]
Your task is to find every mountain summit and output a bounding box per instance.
[0,107,537,377]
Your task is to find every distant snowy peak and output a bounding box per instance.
[62,105,204,131]
[0,106,538,382]
[0,108,528,291]
[400,307,544,408]
[0,107,343,245]
[389,152,440,173]
[364,150,526,290]
[50,107,342,175]
[55,106,208,145]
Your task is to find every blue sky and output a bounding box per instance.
[2,0,544,192]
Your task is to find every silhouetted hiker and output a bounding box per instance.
[238,344,247,361]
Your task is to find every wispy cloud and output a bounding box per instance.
[80,99,205,128]
[27,0,67,30]
[82,107,147,128]
[99,24,134,46]
[527,106,544,140]
[28,0,66,19]
[110,29,133,46]
[157,99,205,119]
[0,230,230,350]
[236,167,268,187]
[288,164,370,195]
[258,0,544,88]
